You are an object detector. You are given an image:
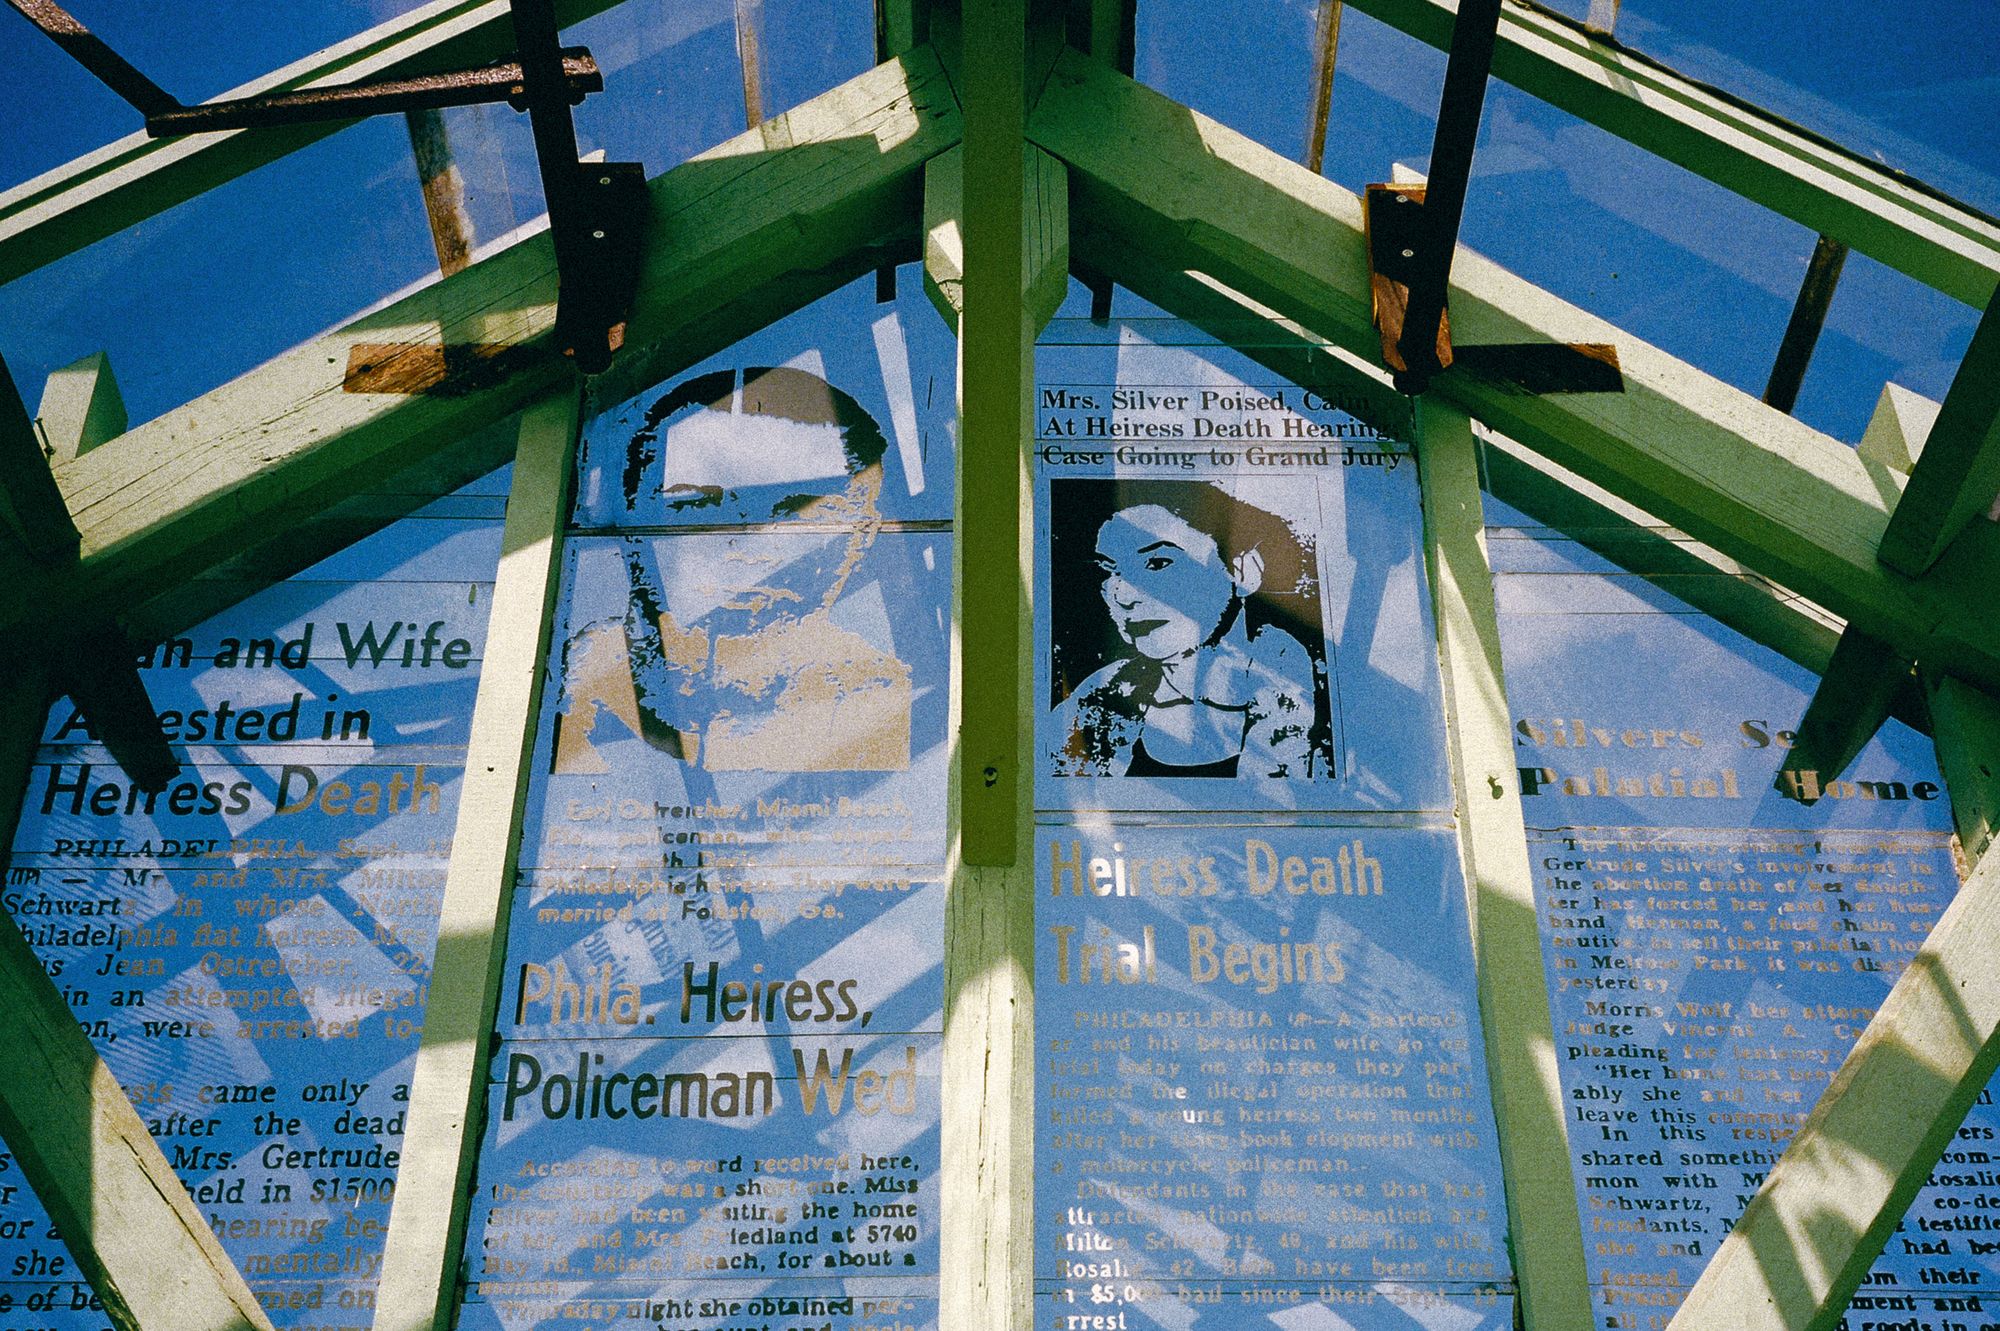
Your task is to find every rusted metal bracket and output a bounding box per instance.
[6,0,645,375]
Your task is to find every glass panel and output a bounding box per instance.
[460,269,954,1331]
[0,465,510,1326]
[1031,321,1515,1329]
[1485,457,2000,1317]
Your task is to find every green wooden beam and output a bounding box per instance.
[372,385,578,1331]
[1776,627,1911,798]
[0,48,957,644]
[1666,832,2000,1331]
[1028,50,2000,695]
[1419,400,1594,1331]
[0,0,628,286]
[1344,0,2000,307]
[1876,296,2000,575]
[921,143,1069,332]
[1927,674,2000,866]
[0,654,275,1331]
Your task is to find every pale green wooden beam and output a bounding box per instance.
[0,654,275,1331]
[0,0,628,286]
[1927,675,2000,866]
[0,48,956,644]
[1666,832,2000,1331]
[34,352,126,464]
[1028,51,2000,696]
[1857,381,1940,476]
[1877,297,2000,574]
[921,143,1069,331]
[372,385,577,1331]
[1419,401,1594,1331]
[1776,627,1911,796]
[939,6,1038,1331]
[1344,0,2000,308]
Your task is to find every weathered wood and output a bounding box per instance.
[1666,827,2000,1331]
[1417,400,1594,1331]
[735,0,768,127]
[1028,51,2000,695]
[939,5,1037,1331]
[1927,675,2000,866]
[921,144,1069,331]
[0,49,957,643]
[35,351,126,464]
[405,107,476,275]
[1857,382,1940,476]
[1876,296,2000,575]
[1776,627,1910,798]
[1345,0,2000,307]
[1303,0,1344,173]
[0,0,625,286]
[372,384,579,1331]
[0,653,275,1331]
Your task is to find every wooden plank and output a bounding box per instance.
[1666,827,2000,1331]
[1857,382,1940,476]
[405,107,476,276]
[1876,296,2000,574]
[1927,675,2000,866]
[371,384,578,1331]
[921,143,1070,331]
[34,351,126,464]
[939,5,1036,1331]
[0,655,275,1331]
[0,0,627,286]
[1775,627,1910,800]
[1344,0,2000,307]
[1303,0,1344,174]
[0,49,957,643]
[1027,51,2000,695]
[735,0,768,127]
[1417,399,1594,1330]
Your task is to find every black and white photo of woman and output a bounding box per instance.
[1047,478,1335,779]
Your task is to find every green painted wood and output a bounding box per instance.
[371,385,578,1331]
[922,144,1070,333]
[956,0,1032,869]
[1345,0,2000,308]
[0,0,627,286]
[1858,382,1940,476]
[1927,675,2000,867]
[0,654,275,1331]
[1665,827,2000,1331]
[0,49,957,644]
[1418,400,1594,1331]
[1027,51,2000,696]
[1777,627,1911,795]
[0,354,80,563]
[34,352,127,464]
[1877,297,2000,574]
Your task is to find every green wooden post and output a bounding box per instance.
[1418,400,1594,1329]
[371,385,579,1331]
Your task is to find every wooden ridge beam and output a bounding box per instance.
[1028,50,2000,694]
[0,0,627,286]
[0,48,958,644]
[1343,0,2000,308]
[1877,296,2000,575]
[1666,828,2000,1331]
[0,655,274,1331]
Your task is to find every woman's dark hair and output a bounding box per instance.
[1048,479,1331,769]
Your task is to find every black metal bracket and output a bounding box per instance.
[6,0,648,375]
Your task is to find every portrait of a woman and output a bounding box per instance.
[1047,479,1335,779]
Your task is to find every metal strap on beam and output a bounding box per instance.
[1027,50,2000,695]
[0,0,626,286]
[1418,400,1594,1330]
[0,653,275,1331]
[1667,826,2000,1331]
[1344,0,2000,308]
[1876,295,2000,575]
[372,384,578,1331]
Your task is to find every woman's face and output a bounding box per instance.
[1094,504,1237,661]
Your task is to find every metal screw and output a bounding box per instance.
[1394,194,1409,203]
[1401,248,1415,258]
[599,176,611,186]
[592,229,606,239]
